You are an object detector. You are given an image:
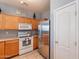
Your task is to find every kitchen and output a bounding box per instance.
[1,0,78,59]
[0,0,50,59]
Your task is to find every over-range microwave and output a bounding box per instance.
[18,23,32,30]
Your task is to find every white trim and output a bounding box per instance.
[76,0,79,59]
[54,1,76,11]
[53,1,78,59]
[53,7,56,59]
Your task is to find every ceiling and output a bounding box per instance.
[0,0,50,12]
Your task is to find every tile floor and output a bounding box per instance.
[11,50,44,59]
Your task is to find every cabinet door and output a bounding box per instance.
[19,17,26,23]
[32,19,39,30]
[33,36,38,49]
[25,18,32,24]
[4,15,18,29]
[0,14,4,30]
[19,17,32,24]
[0,41,4,59]
[0,14,2,29]
[5,39,19,58]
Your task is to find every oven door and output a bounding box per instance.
[19,37,33,50]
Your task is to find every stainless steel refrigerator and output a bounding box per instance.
[38,21,49,59]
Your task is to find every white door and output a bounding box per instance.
[54,4,77,59]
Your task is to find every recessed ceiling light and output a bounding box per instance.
[20,0,28,6]
[20,0,24,4]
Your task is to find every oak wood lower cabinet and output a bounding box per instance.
[5,39,19,58]
[0,41,5,59]
[33,35,38,50]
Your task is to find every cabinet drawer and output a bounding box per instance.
[5,39,19,43]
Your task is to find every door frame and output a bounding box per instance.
[53,1,78,59]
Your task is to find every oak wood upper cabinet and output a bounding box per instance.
[0,14,4,30]
[0,41,4,59]
[19,17,32,24]
[19,17,26,23]
[32,20,39,30]
[0,14,2,29]
[32,20,36,30]
[19,17,39,30]
[4,14,19,30]
[25,18,32,24]
[5,39,19,58]
[33,35,38,50]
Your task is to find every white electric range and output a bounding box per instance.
[18,31,33,55]
[18,23,33,55]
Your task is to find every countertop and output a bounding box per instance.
[0,37,19,41]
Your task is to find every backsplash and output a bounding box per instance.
[0,30,18,39]
[0,30,39,39]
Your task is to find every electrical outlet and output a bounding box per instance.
[6,32,9,34]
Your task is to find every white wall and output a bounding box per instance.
[0,4,50,19]
[0,4,41,19]
[40,10,50,19]
[50,0,76,59]
[78,0,79,59]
